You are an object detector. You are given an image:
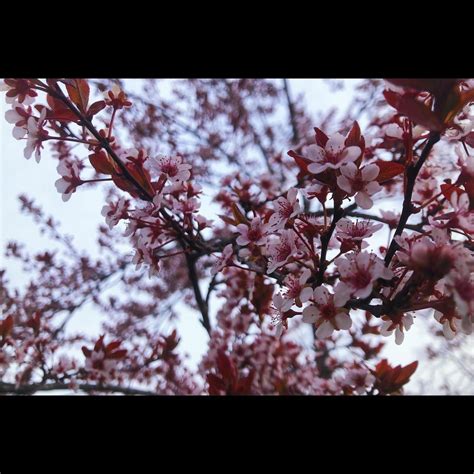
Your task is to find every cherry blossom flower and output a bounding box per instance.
[336,219,383,249]
[236,216,269,246]
[342,366,376,394]
[445,266,474,331]
[147,154,192,184]
[266,230,300,274]
[337,163,381,209]
[396,234,459,279]
[268,188,301,230]
[259,173,279,196]
[0,79,37,104]
[430,192,474,233]
[303,132,361,175]
[380,210,399,228]
[413,177,438,203]
[282,268,312,303]
[172,197,201,215]
[5,103,31,139]
[24,108,48,162]
[104,84,132,109]
[271,293,293,337]
[302,286,352,339]
[334,252,393,306]
[82,336,127,374]
[384,122,427,141]
[101,197,130,229]
[444,104,474,140]
[304,181,328,203]
[434,309,462,340]
[211,244,234,275]
[456,143,474,177]
[379,313,414,345]
[55,160,83,202]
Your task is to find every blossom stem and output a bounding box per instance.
[384,132,441,266]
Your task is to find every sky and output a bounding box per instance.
[0,79,443,393]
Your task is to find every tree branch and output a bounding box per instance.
[283,79,299,144]
[384,132,441,266]
[0,381,157,396]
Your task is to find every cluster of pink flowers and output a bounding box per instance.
[3,78,474,396]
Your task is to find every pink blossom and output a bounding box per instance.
[268,188,301,230]
[147,154,192,184]
[379,313,414,345]
[380,210,399,228]
[342,366,376,394]
[302,286,352,338]
[336,219,383,249]
[266,230,300,274]
[101,197,130,229]
[445,265,474,332]
[337,163,381,209]
[172,197,201,215]
[456,143,474,177]
[55,160,82,202]
[430,192,474,233]
[24,108,48,162]
[212,244,234,275]
[384,122,427,140]
[396,233,459,279]
[236,216,269,246]
[413,177,438,204]
[444,104,474,140]
[334,252,393,305]
[304,181,328,203]
[271,293,293,337]
[0,79,37,105]
[303,132,361,175]
[282,268,313,303]
[5,103,31,139]
[434,310,461,340]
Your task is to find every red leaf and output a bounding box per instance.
[383,90,444,132]
[440,183,463,201]
[46,95,79,122]
[216,350,237,384]
[374,160,405,183]
[236,370,255,394]
[207,373,226,394]
[394,361,418,386]
[66,79,90,113]
[345,121,361,147]
[112,175,139,197]
[314,127,329,147]
[81,346,91,357]
[1,315,14,338]
[287,149,311,177]
[106,340,122,352]
[89,151,118,175]
[108,349,127,360]
[87,100,106,118]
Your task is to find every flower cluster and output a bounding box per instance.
[3,78,474,396]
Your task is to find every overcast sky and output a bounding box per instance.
[0,79,438,393]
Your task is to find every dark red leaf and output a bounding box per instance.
[314,127,329,147]
[374,161,405,183]
[66,79,90,113]
[87,100,106,118]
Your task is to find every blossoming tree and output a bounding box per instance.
[1,78,474,395]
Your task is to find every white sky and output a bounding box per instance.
[0,80,439,393]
